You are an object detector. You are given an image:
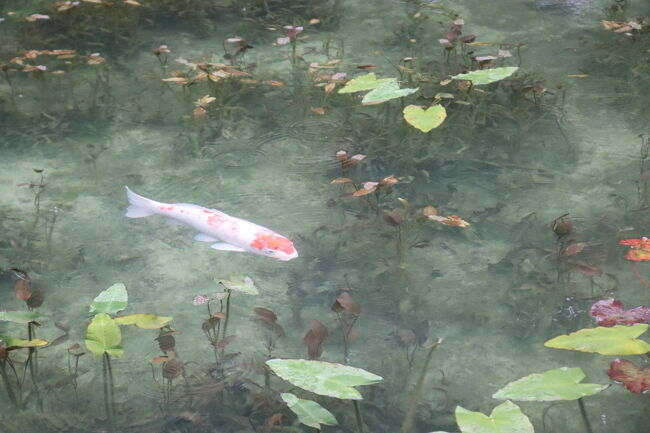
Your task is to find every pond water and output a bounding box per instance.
[1,0,650,432]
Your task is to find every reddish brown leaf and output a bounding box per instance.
[50,334,69,346]
[383,210,403,226]
[215,335,236,349]
[15,279,32,301]
[357,64,376,69]
[151,356,169,364]
[254,307,277,323]
[331,292,361,316]
[303,320,328,359]
[608,359,650,394]
[620,237,650,261]
[163,358,183,380]
[25,288,44,309]
[590,298,650,327]
[565,242,588,256]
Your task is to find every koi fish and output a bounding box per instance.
[124,186,298,261]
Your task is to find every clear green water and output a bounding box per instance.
[1,0,650,432]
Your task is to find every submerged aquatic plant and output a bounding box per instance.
[619,237,650,288]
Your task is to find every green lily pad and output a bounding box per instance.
[0,311,40,324]
[403,104,447,132]
[114,314,173,329]
[544,324,650,355]
[89,283,128,315]
[492,367,609,401]
[85,312,123,358]
[456,401,533,433]
[338,73,396,94]
[361,82,418,105]
[266,359,383,400]
[281,393,338,429]
[451,67,518,85]
[0,335,48,350]
[217,275,259,295]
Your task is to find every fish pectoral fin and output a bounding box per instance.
[194,233,220,242]
[210,242,247,252]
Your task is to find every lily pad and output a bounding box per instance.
[455,401,533,433]
[338,73,396,94]
[89,283,128,315]
[451,67,518,85]
[0,311,40,324]
[544,324,650,355]
[85,312,123,358]
[217,275,259,295]
[492,367,608,401]
[0,335,48,350]
[607,358,650,394]
[403,105,447,132]
[361,82,418,105]
[114,314,173,329]
[266,359,383,400]
[281,392,338,429]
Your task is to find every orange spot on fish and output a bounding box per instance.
[207,214,225,228]
[251,232,295,254]
[159,205,174,211]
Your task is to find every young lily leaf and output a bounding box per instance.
[455,401,533,433]
[85,312,123,358]
[544,324,650,355]
[0,335,48,350]
[266,359,383,400]
[451,67,518,85]
[403,105,447,132]
[361,82,418,105]
[492,367,608,401]
[590,298,650,327]
[217,275,259,295]
[89,283,128,315]
[0,311,40,324]
[281,392,338,429]
[338,73,396,94]
[607,358,650,394]
[114,314,173,329]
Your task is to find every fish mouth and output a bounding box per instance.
[280,251,299,261]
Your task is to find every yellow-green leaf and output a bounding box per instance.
[544,324,650,355]
[0,335,48,350]
[114,314,173,329]
[85,313,123,357]
[403,105,446,132]
[338,73,396,94]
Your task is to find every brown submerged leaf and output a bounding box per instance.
[331,292,361,316]
[303,319,328,359]
[163,358,183,380]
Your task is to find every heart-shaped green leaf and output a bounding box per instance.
[85,312,123,357]
[281,393,338,429]
[451,67,518,85]
[266,359,383,400]
[338,73,396,94]
[455,401,533,433]
[0,335,49,350]
[89,283,128,316]
[217,275,259,295]
[114,314,173,329]
[493,367,609,401]
[362,82,418,105]
[403,105,447,132]
[0,311,40,324]
[544,324,650,355]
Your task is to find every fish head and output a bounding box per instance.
[250,232,299,261]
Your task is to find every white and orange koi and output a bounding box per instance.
[125,186,298,261]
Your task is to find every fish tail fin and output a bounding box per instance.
[125,186,157,218]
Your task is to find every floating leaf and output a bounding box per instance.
[361,82,418,105]
[455,401,533,433]
[619,237,650,261]
[544,324,650,355]
[0,311,39,324]
[331,177,353,184]
[492,367,608,401]
[89,283,128,315]
[0,335,48,350]
[85,313,123,358]
[218,275,259,295]
[266,359,382,400]
[338,73,396,94]
[451,67,519,85]
[114,314,173,329]
[607,358,650,394]
[590,298,650,327]
[281,393,338,429]
[403,105,447,132]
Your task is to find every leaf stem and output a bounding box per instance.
[578,397,593,433]
[353,400,364,433]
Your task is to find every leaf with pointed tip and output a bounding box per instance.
[217,275,258,295]
[362,82,418,105]
[114,314,172,329]
[403,105,446,132]
[544,324,650,355]
[281,393,337,429]
[451,67,518,85]
[85,313,123,357]
[0,335,48,350]
[266,359,382,400]
[492,367,608,401]
[455,401,533,433]
[607,358,650,394]
[590,298,650,327]
[0,311,40,324]
[89,283,128,315]
[338,73,396,94]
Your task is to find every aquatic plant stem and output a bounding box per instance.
[102,353,116,429]
[0,360,19,408]
[630,262,650,288]
[222,289,231,340]
[27,322,43,411]
[353,400,364,433]
[578,398,593,433]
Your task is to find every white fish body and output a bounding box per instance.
[125,186,298,261]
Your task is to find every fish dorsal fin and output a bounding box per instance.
[210,242,246,252]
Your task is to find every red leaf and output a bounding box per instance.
[608,358,650,394]
[620,237,650,261]
[565,242,588,256]
[590,298,650,326]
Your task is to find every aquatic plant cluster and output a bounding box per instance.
[2,0,650,432]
